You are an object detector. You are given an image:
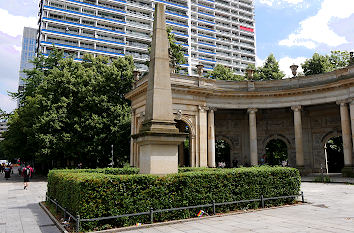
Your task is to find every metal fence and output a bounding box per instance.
[46,191,304,232]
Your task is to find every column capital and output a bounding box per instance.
[198,105,209,112]
[347,98,354,105]
[291,105,302,112]
[336,99,349,106]
[247,108,258,114]
[208,107,217,112]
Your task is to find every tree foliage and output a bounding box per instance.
[206,64,244,81]
[302,51,350,76]
[2,49,134,169]
[254,54,285,80]
[265,139,288,166]
[167,27,187,73]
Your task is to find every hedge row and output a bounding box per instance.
[47,167,300,231]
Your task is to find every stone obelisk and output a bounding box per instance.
[135,3,186,175]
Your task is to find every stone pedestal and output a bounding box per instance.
[136,132,186,174]
[296,166,312,176]
[342,166,354,177]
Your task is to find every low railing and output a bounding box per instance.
[46,192,304,232]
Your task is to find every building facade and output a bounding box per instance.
[0,120,8,141]
[127,65,354,175]
[19,27,38,90]
[37,0,255,75]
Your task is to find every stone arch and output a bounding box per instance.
[321,130,344,173]
[321,130,342,147]
[174,114,196,137]
[262,134,292,150]
[261,134,292,166]
[215,136,234,167]
[174,115,195,167]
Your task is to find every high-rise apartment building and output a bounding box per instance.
[19,27,38,90]
[0,120,8,141]
[37,0,255,75]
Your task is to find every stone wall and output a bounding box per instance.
[215,103,343,172]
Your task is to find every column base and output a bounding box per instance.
[341,166,354,177]
[135,131,187,175]
[296,166,312,176]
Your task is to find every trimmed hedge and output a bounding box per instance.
[47,166,300,231]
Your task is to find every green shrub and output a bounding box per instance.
[47,166,300,231]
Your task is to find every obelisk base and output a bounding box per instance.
[135,132,187,175]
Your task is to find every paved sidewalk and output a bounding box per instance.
[0,172,60,233]
[119,183,354,233]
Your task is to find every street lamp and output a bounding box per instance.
[246,68,254,80]
[290,64,299,78]
[111,144,114,168]
[196,63,204,77]
[133,70,140,82]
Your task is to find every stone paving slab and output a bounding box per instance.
[115,183,354,233]
[2,172,354,233]
[0,173,60,233]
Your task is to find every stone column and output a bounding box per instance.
[130,110,135,166]
[207,108,216,167]
[190,135,196,167]
[291,106,304,167]
[248,108,258,166]
[198,106,208,167]
[349,100,354,152]
[339,102,353,167]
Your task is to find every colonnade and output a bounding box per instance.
[131,101,354,172]
[245,101,354,170]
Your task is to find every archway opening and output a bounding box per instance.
[265,139,288,166]
[325,136,344,173]
[175,120,190,167]
[215,139,231,168]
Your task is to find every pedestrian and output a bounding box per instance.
[4,165,11,180]
[0,163,4,173]
[22,164,34,190]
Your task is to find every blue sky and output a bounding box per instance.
[0,0,353,113]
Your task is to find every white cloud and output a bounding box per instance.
[278,56,307,78]
[256,56,264,67]
[279,0,354,49]
[0,93,16,113]
[13,45,21,52]
[0,8,37,37]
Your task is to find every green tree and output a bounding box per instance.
[329,51,350,69]
[167,27,187,73]
[302,51,350,76]
[206,64,244,81]
[265,139,288,166]
[302,53,333,76]
[3,50,134,169]
[257,54,285,80]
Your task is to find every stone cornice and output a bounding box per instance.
[126,66,354,104]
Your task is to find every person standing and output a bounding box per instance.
[22,164,34,189]
[4,165,11,180]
